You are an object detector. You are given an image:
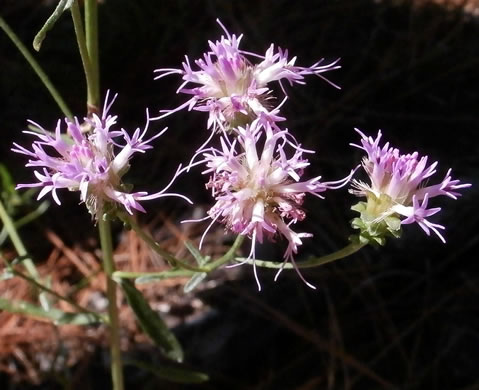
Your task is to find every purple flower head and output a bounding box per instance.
[154,19,340,132]
[187,120,354,289]
[350,129,471,244]
[12,91,190,219]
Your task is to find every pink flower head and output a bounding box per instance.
[188,120,354,289]
[12,92,190,218]
[350,129,470,244]
[154,19,340,132]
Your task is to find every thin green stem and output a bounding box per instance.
[118,213,204,272]
[67,268,101,298]
[98,215,124,390]
[0,297,101,325]
[10,268,107,323]
[84,0,100,111]
[235,242,366,269]
[112,234,245,282]
[205,235,245,271]
[70,2,97,115]
[0,15,73,118]
[113,269,195,280]
[0,201,49,246]
[0,199,39,279]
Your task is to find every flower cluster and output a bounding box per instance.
[12,92,189,219]
[154,19,340,133]
[350,129,471,244]
[12,18,471,291]
[191,121,354,288]
[158,20,350,288]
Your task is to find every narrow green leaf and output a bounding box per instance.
[130,269,194,284]
[38,275,53,312]
[54,311,101,325]
[126,359,208,384]
[184,240,206,266]
[33,0,74,51]
[184,272,207,293]
[118,280,184,362]
[0,164,16,195]
[39,291,52,312]
[0,298,103,325]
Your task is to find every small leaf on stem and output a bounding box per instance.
[184,272,207,293]
[33,0,75,51]
[118,279,184,362]
[126,359,208,384]
[183,240,207,266]
[0,298,104,325]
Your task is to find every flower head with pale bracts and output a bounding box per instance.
[350,129,471,244]
[188,120,354,289]
[12,92,190,219]
[154,19,340,132]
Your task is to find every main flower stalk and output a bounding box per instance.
[98,214,124,390]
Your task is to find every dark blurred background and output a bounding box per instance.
[1,0,478,389]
